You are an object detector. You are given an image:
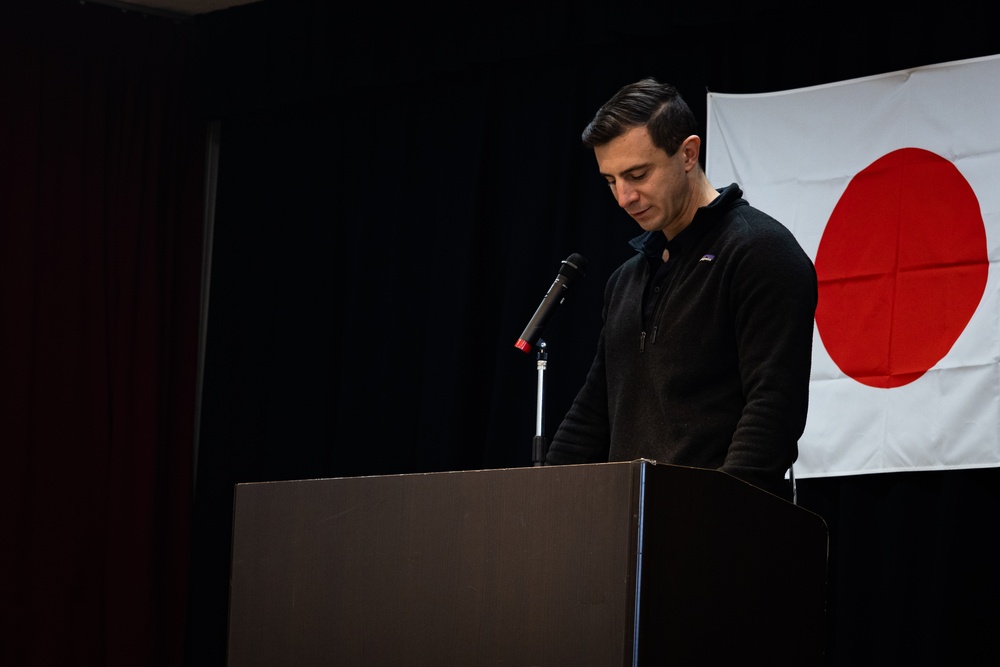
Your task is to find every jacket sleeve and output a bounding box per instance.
[721,223,818,496]
[544,330,612,465]
[544,267,623,465]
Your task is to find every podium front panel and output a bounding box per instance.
[228,462,643,666]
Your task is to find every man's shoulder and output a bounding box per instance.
[608,251,645,280]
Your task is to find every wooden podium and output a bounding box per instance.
[227,460,828,666]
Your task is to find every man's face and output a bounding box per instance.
[594,125,692,238]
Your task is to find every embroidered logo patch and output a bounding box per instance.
[699,254,715,262]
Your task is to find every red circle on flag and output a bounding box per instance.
[814,147,989,388]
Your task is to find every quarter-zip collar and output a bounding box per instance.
[627,183,744,260]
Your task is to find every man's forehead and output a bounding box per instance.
[594,126,661,174]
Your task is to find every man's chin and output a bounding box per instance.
[633,217,663,233]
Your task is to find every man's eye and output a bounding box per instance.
[627,172,646,181]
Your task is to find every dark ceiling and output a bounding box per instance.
[86,0,261,17]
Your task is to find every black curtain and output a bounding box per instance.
[186,3,1000,665]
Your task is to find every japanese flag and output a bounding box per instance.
[705,54,1000,478]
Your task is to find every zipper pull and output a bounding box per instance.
[639,330,646,353]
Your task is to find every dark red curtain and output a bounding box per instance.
[0,3,205,665]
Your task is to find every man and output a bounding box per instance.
[544,78,817,501]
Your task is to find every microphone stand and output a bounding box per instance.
[532,339,548,466]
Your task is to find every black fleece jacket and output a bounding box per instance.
[545,184,818,500]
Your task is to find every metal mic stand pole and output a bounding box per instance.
[531,339,548,466]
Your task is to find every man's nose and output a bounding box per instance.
[616,183,637,208]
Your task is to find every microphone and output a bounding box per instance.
[515,253,589,353]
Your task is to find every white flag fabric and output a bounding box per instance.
[705,54,1000,478]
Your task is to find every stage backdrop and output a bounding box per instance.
[706,54,1000,478]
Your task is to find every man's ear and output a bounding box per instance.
[681,135,701,171]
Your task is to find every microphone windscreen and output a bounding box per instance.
[558,253,588,284]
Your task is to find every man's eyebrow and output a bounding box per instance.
[600,162,651,179]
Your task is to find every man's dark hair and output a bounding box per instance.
[582,78,700,156]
